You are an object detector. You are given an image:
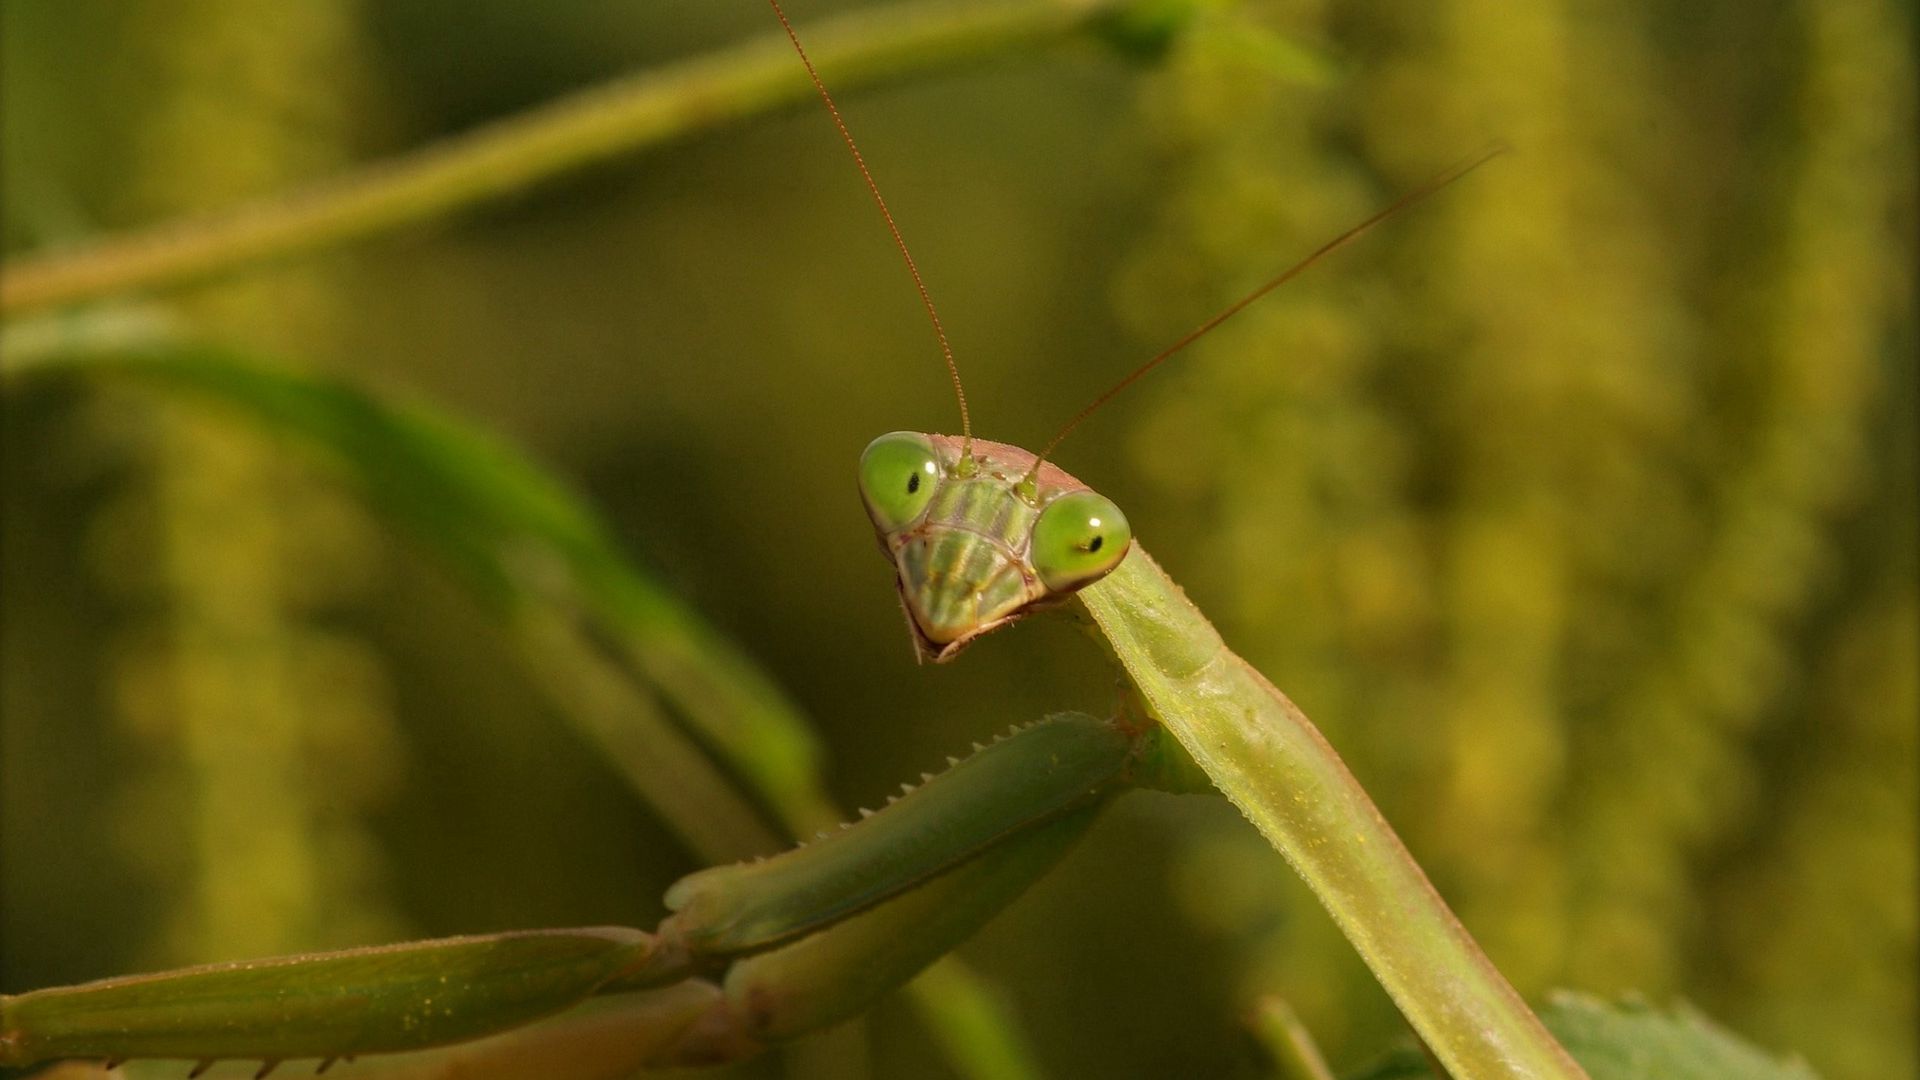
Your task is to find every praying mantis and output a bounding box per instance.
[0,3,1597,1079]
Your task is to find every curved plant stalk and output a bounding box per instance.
[32,342,807,857]
[0,0,1159,318]
[2,337,1043,1078]
[1078,548,1586,1079]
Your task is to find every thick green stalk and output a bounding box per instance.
[1077,547,1585,1080]
[0,0,1141,317]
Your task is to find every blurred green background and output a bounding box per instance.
[1,1,1913,1078]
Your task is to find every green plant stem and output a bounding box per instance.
[1245,997,1337,1080]
[907,963,1043,1080]
[0,0,1138,318]
[7,332,1049,1080]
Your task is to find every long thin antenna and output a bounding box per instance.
[1025,144,1508,477]
[769,0,972,452]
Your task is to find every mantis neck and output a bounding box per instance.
[1076,546,1587,1080]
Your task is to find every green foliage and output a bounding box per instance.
[5,338,1059,1074]
[1093,0,1204,61]
[1344,994,1822,1080]
[31,342,815,860]
[1123,1,1915,1074]
[2,1,1910,1077]
[0,635,1130,1073]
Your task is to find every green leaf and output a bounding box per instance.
[1343,993,1822,1080]
[2,337,1050,1080]
[11,341,823,859]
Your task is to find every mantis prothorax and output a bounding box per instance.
[808,0,1581,1069]
[0,2,1589,1077]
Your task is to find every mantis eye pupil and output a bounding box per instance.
[1087,535,1103,553]
[907,472,921,494]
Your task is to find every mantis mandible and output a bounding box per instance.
[0,3,1589,1078]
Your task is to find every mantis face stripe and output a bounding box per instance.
[857,432,1131,661]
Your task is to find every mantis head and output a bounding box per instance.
[768,0,1496,663]
[858,432,1132,662]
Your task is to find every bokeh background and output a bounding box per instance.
[2,1,1913,1078]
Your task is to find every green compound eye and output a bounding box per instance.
[1030,490,1131,593]
[859,431,942,531]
